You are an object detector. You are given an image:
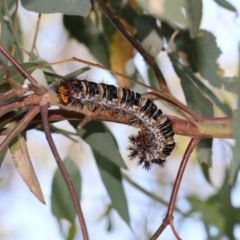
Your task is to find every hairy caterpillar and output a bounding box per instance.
[50,76,175,170]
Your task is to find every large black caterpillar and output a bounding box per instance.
[50,76,175,170]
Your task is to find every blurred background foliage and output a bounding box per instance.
[0,0,240,239]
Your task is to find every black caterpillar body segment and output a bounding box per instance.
[54,76,175,170]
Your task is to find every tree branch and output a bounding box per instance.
[95,0,170,93]
[150,138,200,240]
[0,43,38,84]
[40,104,89,240]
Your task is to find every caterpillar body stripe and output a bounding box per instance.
[52,77,175,170]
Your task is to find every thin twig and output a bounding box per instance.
[150,138,200,240]
[40,104,89,240]
[0,106,40,153]
[95,0,170,93]
[0,108,234,139]
[29,14,41,61]
[46,57,201,121]
[0,88,28,103]
[0,94,41,117]
[122,172,184,214]
[0,43,38,84]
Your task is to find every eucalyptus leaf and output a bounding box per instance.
[93,150,130,226]
[168,52,213,167]
[70,120,129,225]
[0,147,7,168]
[185,0,202,38]
[0,17,12,64]
[44,66,90,85]
[0,63,40,85]
[162,0,188,27]
[196,139,213,167]
[134,15,161,42]
[187,195,225,231]
[185,69,232,116]
[21,0,91,17]
[63,15,110,67]
[67,223,76,240]
[191,30,223,88]
[213,0,237,13]
[72,121,127,169]
[51,157,81,223]
[0,0,15,15]
[168,52,214,118]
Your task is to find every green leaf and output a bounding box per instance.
[0,147,7,168]
[199,162,211,184]
[70,121,129,225]
[21,0,91,17]
[213,0,237,13]
[0,18,12,65]
[0,0,15,15]
[185,0,203,38]
[187,195,225,231]
[168,52,214,117]
[173,30,225,89]
[134,15,162,57]
[64,67,91,78]
[93,149,130,226]
[162,0,188,27]
[192,30,223,88]
[134,15,161,42]
[229,85,240,185]
[0,63,39,85]
[148,68,159,90]
[44,66,90,85]
[67,223,76,240]
[222,76,239,94]
[196,139,213,166]
[63,15,110,67]
[168,52,214,167]
[51,157,81,223]
[73,121,127,169]
[187,174,238,238]
[119,3,139,26]
[184,69,232,116]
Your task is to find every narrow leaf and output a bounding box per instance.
[67,223,76,240]
[93,149,130,226]
[21,0,91,17]
[134,15,162,57]
[169,52,213,167]
[51,157,81,223]
[185,0,203,38]
[0,63,39,85]
[0,147,7,168]
[185,69,232,116]
[196,139,213,167]
[44,66,90,85]
[192,30,223,88]
[72,121,127,169]
[63,15,110,67]
[70,121,129,225]
[214,0,237,13]
[8,126,45,203]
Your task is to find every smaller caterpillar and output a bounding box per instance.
[51,76,175,170]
